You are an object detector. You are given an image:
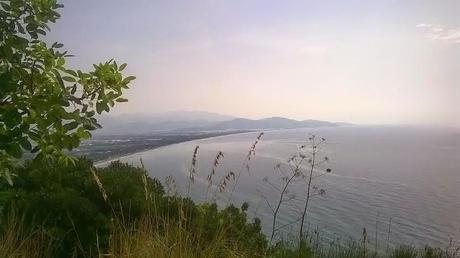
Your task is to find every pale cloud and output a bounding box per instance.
[417,23,460,44]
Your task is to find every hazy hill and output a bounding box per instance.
[96,112,345,135]
[96,111,235,135]
[199,117,341,130]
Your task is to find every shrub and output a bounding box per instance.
[0,158,109,257]
[0,158,268,257]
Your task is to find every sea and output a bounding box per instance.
[97,125,460,249]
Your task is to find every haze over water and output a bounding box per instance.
[100,126,460,249]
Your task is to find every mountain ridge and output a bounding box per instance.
[197,116,343,130]
[97,111,348,135]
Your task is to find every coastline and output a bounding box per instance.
[90,130,252,167]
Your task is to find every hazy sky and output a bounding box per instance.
[48,0,460,126]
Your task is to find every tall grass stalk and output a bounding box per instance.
[228,132,264,204]
[187,146,199,197]
[205,151,224,201]
[0,211,55,258]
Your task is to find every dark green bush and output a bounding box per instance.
[0,158,109,257]
[95,160,164,220]
[0,157,165,257]
[0,158,268,257]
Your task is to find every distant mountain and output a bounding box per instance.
[96,111,235,135]
[99,111,234,124]
[199,117,341,131]
[95,112,346,135]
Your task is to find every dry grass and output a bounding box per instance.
[103,215,246,258]
[93,151,253,258]
[0,212,54,258]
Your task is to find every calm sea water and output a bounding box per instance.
[99,126,460,248]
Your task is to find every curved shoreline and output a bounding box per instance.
[92,130,254,167]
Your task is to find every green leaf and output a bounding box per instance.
[87,110,95,117]
[64,69,78,77]
[122,76,136,84]
[62,76,76,82]
[16,22,25,34]
[19,138,32,150]
[37,29,46,35]
[116,98,128,102]
[83,124,97,130]
[63,121,79,131]
[96,102,103,114]
[6,143,22,158]
[77,127,91,140]
[71,84,77,94]
[53,70,65,90]
[119,63,127,71]
[31,146,40,153]
[29,131,41,141]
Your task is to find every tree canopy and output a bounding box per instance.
[0,0,135,184]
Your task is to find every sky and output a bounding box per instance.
[48,0,460,127]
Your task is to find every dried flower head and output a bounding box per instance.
[189,145,199,183]
[218,170,237,192]
[206,151,224,189]
[247,132,264,161]
[91,168,107,202]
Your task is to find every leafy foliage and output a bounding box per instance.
[0,0,135,184]
[0,158,268,257]
[0,157,109,257]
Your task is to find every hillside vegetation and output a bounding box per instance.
[1,157,458,258]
